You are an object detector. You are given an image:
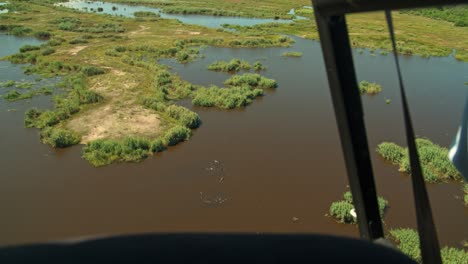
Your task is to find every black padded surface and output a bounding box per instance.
[0,233,416,264]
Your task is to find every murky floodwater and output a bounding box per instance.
[0,11,466,248]
[58,0,296,28]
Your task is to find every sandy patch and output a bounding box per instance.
[130,25,150,35]
[68,45,87,55]
[67,104,162,144]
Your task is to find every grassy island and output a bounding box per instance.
[329,190,388,224]
[377,138,462,183]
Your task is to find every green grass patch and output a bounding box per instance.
[329,190,388,224]
[389,228,468,263]
[224,73,277,88]
[359,80,382,95]
[207,59,251,72]
[81,66,105,76]
[377,138,462,182]
[40,127,81,148]
[192,85,263,109]
[400,6,468,27]
[281,51,303,57]
[2,87,53,102]
[165,104,201,129]
[82,137,152,167]
[134,11,160,17]
[253,61,266,71]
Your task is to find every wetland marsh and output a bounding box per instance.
[0,1,466,257]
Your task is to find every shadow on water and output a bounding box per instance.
[0,33,466,247]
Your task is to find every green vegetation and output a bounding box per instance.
[165,104,201,129]
[224,73,277,88]
[207,59,251,72]
[377,139,462,183]
[192,86,263,109]
[281,51,303,57]
[163,7,242,17]
[34,31,51,39]
[0,80,17,88]
[389,228,468,263]
[100,0,303,19]
[163,126,191,146]
[24,74,101,130]
[40,127,81,148]
[19,45,40,53]
[2,87,53,102]
[359,81,382,95]
[329,190,388,224]
[81,66,105,76]
[400,6,468,27]
[3,0,467,167]
[133,11,160,17]
[253,61,266,71]
[82,137,152,167]
[227,36,294,48]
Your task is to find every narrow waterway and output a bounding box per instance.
[57,0,297,28]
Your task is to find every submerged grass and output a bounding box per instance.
[207,59,251,72]
[389,228,468,263]
[2,87,53,102]
[359,80,382,95]
[377,138,462,183]
[281,51,303,57]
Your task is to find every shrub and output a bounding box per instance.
[281,51,303,57]
[329,201,355,223]
[359,80,382,95]
[134,11,160,17]
[150,139,165,153]
[4,90,23,101]
[192,86,263,109]
[329,191,388,224]
[165,105,201,128]
[114,46,126,52]
[1,80,16,87]
[389,229,421,262]
[253,61,266,71]
[176,52,190,63]
[34,31,51,39]
[81,66,105,76]
[24,108,42,127]
[40,127,81,148]
[377,139,462,182]
[19,45,40,53]
[389,228,468,263]
[82,137,153,167]
[377,142,405,164]
[41,47,55,56]
[224,73,277,89]
[163,126,191,146]
[69,38,88,44]
[207,59,251,72]
[9,25,32,36]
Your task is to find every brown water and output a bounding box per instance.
[0,35,466,247]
